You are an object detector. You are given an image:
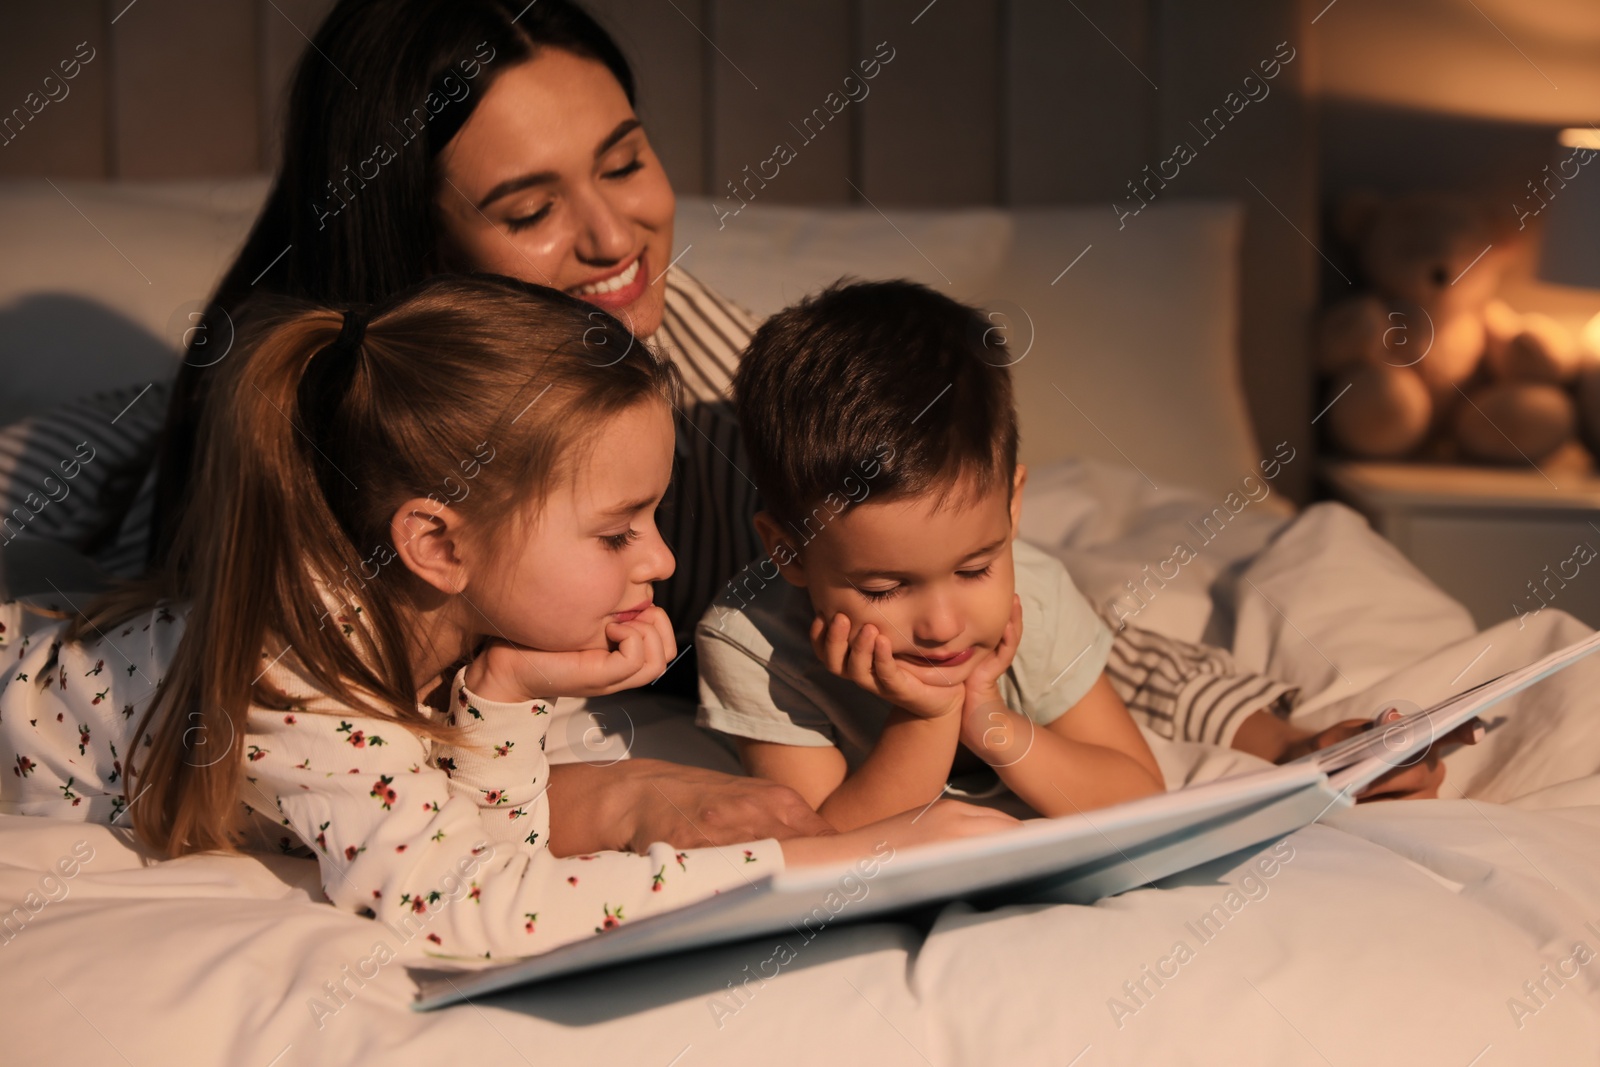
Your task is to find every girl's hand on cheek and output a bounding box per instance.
[469,606,676,701]
[809,612,962,720]
[600,604,677,691]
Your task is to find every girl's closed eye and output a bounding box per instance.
[958,564,993,581]
[858,584,903,603]
[600,528,639,551]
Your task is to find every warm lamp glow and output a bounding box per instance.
[1559,127,1600,150]
[1583,312,1600,357]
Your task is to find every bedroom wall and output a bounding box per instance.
[0,0,1319,504]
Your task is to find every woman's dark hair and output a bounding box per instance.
[148,0,635,567]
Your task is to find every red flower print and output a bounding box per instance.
[426,933,442,946]
[436,756,456,773]
[457,689,468,706]
[14,754,35,777]
[370,774,397,809]
[284,714,297,724]
[531,702,548,716]
[651,865,666,892]
[596,903,624,933]
[493,740,513,757]
[247,745,268,762]
[396,844,407,853]
[482,788,506,806]
[468,884,481,902]
[77,724,90,754]
[523,912,538,934]
[345,845,362,861]
[675,852,688,871]
[743,850,756,863]
[567,876,578,887]
[91,688,109,705]
[337,721,380,748]
[85,659,104,677]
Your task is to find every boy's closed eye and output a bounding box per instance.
[855,563,996,603]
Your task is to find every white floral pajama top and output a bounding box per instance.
[0,599,783,959]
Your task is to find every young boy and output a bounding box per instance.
[695,280,1184,832]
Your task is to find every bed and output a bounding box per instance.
[4,181,1600,1065]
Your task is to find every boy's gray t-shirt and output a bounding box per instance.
[695,540,1113,773]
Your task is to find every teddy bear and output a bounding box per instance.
[1316,191,1595,465]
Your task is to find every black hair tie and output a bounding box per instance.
[309,307,369,377]
[302,308,369,439]
[335,306,368,352]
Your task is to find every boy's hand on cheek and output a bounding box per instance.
[959,595,1023,752]
[809,612,963,720]
[470,606,676,701]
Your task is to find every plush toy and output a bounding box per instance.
[1316,191,1592,465]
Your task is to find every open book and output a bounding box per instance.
[410,630,1600,1010]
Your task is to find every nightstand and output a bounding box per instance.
[1320,460,1600,631]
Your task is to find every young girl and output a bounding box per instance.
[0,274,1014,958]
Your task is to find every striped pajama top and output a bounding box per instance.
[0,268,1295,750]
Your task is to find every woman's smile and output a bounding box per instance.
[571,251,647,312]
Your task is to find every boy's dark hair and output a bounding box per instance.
[734,279,1018,541]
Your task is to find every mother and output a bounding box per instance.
[131,0,829,854]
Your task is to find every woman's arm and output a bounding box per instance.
[544,759,834,855]
[1231,706,1481,800]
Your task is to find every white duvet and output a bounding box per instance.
[5,460,1600,1066]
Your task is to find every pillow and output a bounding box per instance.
[0,178,269,425]
[0,179,1262,503]
[676,196,1264,502]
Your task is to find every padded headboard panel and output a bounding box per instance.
[0,0,1318,503]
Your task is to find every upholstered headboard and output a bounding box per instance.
[0,0,1318,502]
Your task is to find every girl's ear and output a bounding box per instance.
[752,511,807,588]
[390,498,472,595]
[1009,463,1027,537]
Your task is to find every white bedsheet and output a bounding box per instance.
[5,460,1600,1065]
